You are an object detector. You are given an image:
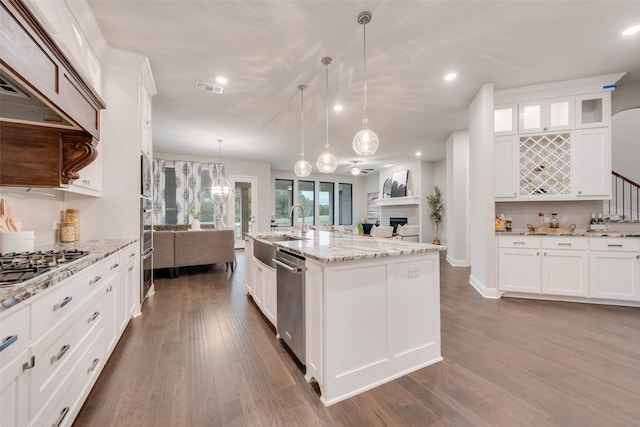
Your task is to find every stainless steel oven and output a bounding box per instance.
[141,197,153,302]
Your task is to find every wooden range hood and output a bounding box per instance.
[0,0,106,188]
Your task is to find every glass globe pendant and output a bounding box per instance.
[316,56,338,174]
[211,139,231,204]
[352,11,379,157]
[294,84,312,177]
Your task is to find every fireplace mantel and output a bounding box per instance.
[376,196,420,206]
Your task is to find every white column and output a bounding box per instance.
[445,131,470,266]
[468,83,500,297]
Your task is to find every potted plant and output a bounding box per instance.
[426,186,445,245]
[187,205,204,230]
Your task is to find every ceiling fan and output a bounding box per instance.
[348,161,374,175]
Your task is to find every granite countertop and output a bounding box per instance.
[0,238,138,312]
[249,230,444,264]
[496,231,640,237]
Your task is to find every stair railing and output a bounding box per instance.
[608,171,640,221]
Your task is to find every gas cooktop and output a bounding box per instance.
[0,249,89,286]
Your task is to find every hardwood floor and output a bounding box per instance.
[74,251,640,426]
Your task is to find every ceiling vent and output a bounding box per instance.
[196,81,224,94]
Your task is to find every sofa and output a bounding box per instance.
[153,227,236,277]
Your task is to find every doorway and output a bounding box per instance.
[229,175,257,249]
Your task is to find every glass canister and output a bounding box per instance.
[65,208,80,241]
[550,213,560,228]
[60,221,77,242]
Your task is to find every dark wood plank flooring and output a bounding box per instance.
[74,251,640,426]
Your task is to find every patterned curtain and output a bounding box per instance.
[174,160,199,224]
[212,163,229,229]
[152,158,166,225]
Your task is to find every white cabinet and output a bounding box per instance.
[574,128,611,198]
[494,136,518,199]
[252,258,277,327]
[262,266,277,327]
[541,238,589,297]
[0,348,31,427]
[67,147,102,196]
[0,304,32,427]
[498,237,541,293]
[589,238,640,301]
[245,238,254,295]
[518,97,574,134]
[576,92,610,129]
[494,104,517,136]
[498,236,589,297]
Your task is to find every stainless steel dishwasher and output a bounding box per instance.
[274,248,305,366]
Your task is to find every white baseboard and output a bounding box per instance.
[445,255,470,267]
[469,274,501,299]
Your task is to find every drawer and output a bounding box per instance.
[541,236,589,250]
[0,304,30,365]
[498,235,541,249]
[589,238,640,252]
[30,329,104,427]
[30,292,103,415]
[121,243,139,265]
[104,252,123,280]
[31,261,106,337]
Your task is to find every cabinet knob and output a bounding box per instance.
[636,255,640,259]
[543,252,547,256]
[578,191,582,195]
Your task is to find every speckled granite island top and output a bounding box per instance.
[0,238,137,312]
[250,230,444,263]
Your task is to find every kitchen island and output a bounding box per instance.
[247,230,445,406]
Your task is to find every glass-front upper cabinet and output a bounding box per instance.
[575,92,610,129]
[494,104,517,135]
[518,97,574,134]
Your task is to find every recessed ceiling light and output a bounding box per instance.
[444,72,457,81]
[333,105,343,112]
[622,24,640,36]
[215,76,228,85]
[415,151,422,157]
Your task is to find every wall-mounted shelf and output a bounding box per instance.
[376,196,420,206]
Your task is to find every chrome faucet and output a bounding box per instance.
[289,203,305,236]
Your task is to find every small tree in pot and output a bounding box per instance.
[427,186,445,245]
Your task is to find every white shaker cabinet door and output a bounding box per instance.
[498,248,541,293]
[494,136,518,199]
[574,128,611,198]
[541,250,589,297]
[589,251,640,301]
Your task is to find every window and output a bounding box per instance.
[338,183,353,225]
[275,179,293,225]
[319,182,334,225]
[298,180,315,225]
[163,165,215,225]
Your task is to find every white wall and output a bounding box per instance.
[445,131,470,266]
[612,108,640,184]
[468,83,499,298]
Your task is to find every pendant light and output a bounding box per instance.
[352,11,379,157]
[211,139,231,204]
[294,84,312,177]
[316,56,338,174]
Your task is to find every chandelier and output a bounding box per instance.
[294,84,312,177]
[211,139,231,204]
[316,56,338,173]
[352,11,379,157]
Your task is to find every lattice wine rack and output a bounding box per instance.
[519,133,571,196]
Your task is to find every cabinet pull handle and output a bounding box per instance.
[543,252,547,256]
[89,275,102,285]
[558,243,572,246]
[51,407,70,427]
[87,357,100,374]
[53,296,73,311]
[0,335,18,352]
[636,255,639,259]
[106,285,113,293]
[88,311,100,323]
[110,263,119,270]
[513,242,526,245]
[608,244,623,247]
[536,252,540,256]
[22,355,35,371]
[128,265,134,272]
[51,344,70,364]
[129,252,136,258]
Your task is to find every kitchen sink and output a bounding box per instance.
[253,235,305,267]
